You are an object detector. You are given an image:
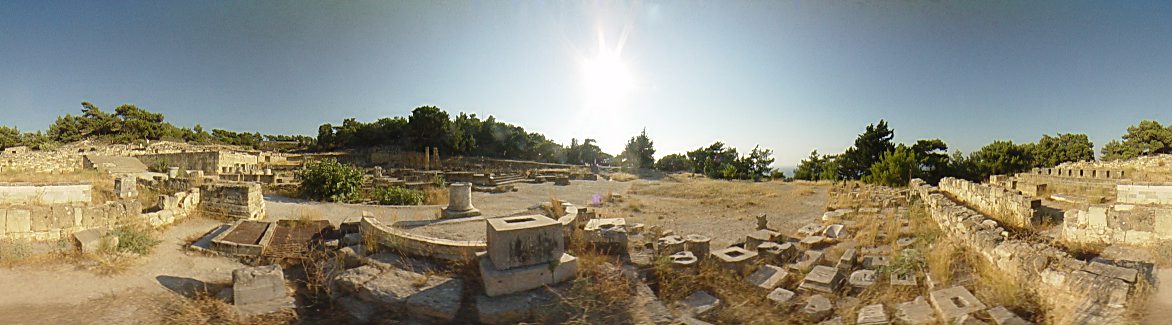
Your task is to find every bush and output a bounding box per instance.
[110,226,161,255]
[297,159,364,203]
[373,186,424,205]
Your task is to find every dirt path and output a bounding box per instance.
[0,217,246,324]
[1144,268,1172,325]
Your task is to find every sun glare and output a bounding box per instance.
[580,43,634,111]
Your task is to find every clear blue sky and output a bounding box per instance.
[2,1,1171,168]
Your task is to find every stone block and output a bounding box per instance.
[657,235,686,256]
[584,218,628,249]
[486,215,564,270]
[711,246,758,274]
[476,289,554,325]
[799,265,844,293]
[669,250,699,275]
[802,294,834,321]
[985,305,1030,325]
[746,229,780,250]
[862,255,891,269]
[684,234,711,258]
[793,250,825,272]
[680,291,720,317]
[891,270,918,286]
[29,206,51,232]
[928,286,986,322]
[896,296,935,324]
[823,224,846,240]
[836,248,857,270]
[72,228,108,254]
[478,252,577,297]
[857,303,889,325]
[336,295,375,323]
[6,209,31,233]
[405,277,463,322]
[848,270,877,289]
[1084,261,1138,283]
[746,264,788,290]
[766,288,796,306]
[232,265,293,315]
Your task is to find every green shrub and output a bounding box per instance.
[110,226,161,255]
[373,186,424,205]
[297,159,364,203]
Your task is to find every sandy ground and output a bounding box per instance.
[0,217,247,324]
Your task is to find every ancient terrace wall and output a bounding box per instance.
[937,177,1040,229]
[1117,183,1172,205]
[199,183,265,220]
[1012,167,1127,198]
[0,182,92,205]
[1063,183,1172,246]
[0,186,201,242]
[911,179,1145,324]
[137,151,262,175]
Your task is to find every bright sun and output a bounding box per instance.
[580,45,634,111]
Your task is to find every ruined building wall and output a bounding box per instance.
[1013,167,1125,198]
[911,179,1144,324]
[199,183,265,220]
[137,152,221,174]
[1063,204,1172,245]
[0,183,93,205]
[1117,184,1172,205]
[0,201,141,241]
[937,177,1040,229]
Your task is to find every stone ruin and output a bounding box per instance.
[480,215,577,297]
[441,182,481,218]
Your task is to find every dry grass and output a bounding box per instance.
[422,185,448,205]
[631,178,799,210]
[159,289,298,325]
[609,172,638,182]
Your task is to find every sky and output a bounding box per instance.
[2,1,1171,169]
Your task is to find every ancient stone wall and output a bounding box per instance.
[0,201,140,241]
[0,183,93,205]
[937,177,1040,229]
[1063,204,1172,245]
[199,183,265,220]
[1117,184,1172,205]
[911,179,1145,324]
[1013,167,1123,199]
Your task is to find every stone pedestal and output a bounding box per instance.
[114,176,138,199]
[231,264,294,316]
[480,215,576,297]
[442,182,481,218]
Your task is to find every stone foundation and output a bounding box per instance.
[199,183,265,220]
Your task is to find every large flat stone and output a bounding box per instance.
[479,252,577,297]
[357,267,450,311]
[928,286,986,322]
[680,291,720,317]
[857,303,889,325]
[231,264,293,316]
[6,209,30,233]
[746,264,788,290]
[486,215,565,270]
[476,289,554,325]
[895,296,935,325]
[799,265,844,293]
[405,278,463,322]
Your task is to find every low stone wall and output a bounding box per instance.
[0,183,92,205]
[1063,204,1172,246]
[359,216,485,262]
[199,183,265,220]
[1117,184,1172,205]
[911,179,1144,324]
[0,201,140,241]
[937,177,1040,229]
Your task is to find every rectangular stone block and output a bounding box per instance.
[486,215,564,270]
[6,209,31,233]
[233,264,288,306]
[478,252,577,297]
[928,286,986,322]
[30,206,52,232]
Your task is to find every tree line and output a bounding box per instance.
[0,102,313,150]
[789,119,1172,187]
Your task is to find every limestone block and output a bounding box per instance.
[896,296,935,324]
[799,265,844,293]
[657,235,686,256]
[72,228,111,254]
[336,295,376,323]
[405,278,463,322]
[669,250,699,275]
[848,270,877,289]
[680,291,720,317]
[891,270,918,286]
[1084,261,1138,283]
[711,246,758,274]
[29,206,52,232]
[928,286,986,322]
[478,252,577,297]
[802,294,834,321]
[823,224,847,240]
[684,234,711,258]
[793,250,825,272]
[857,303,889,325]
[766,288,796,306]
[6,208,31,233]
[797,223,825,237]
[746,229,781,250]
[486,215,564,270]
[746,264,788,290]
[583,218,628,248]
[443,182,481,218]
[862,255,891,270]
[232,264,293,315]
[836,248,857,270]
[985,306,1031,325]
[476,289,554,325]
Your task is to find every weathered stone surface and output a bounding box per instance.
[72,228,108,254]
[862,255,890,269]
[358,268,444,308]
[232,264,293,316]
[792,249,825,272]
[766,288,795,306]
[797,223,825,237]
[848,269,877,289]
[658,235,686,256]
[929,286,986,322]
[486,215,564,270]
[442,182,480,218]
[896,296,935,324]
[680,291,720,317]
[746,264,788,290]
[857,303,889,325]
[405,277,463,322]
[802,294,834,321]
[584,218,628,248]
[823,224,846,240]
[711,246,758,274]
[746,229,781,250]
[799,265,844,293]
[684,234,711,258]
[818,316,844,325]
[836,248,857,270]
[985,305,1031,325]
[475,288,557,325]
[479,252,577,297]
[891,270,918,286]
[669,250,699,274]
